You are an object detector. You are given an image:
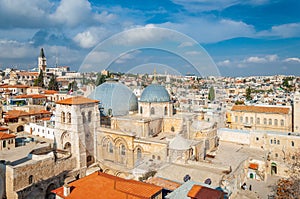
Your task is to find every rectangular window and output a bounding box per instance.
[235,116,238,122]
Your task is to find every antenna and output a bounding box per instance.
[55,48,58,68]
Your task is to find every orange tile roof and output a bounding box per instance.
[0,85,29,88]
[231,105,290,114]
[52,172,162,199]
[44,90,59,94]
[187,185,223,199]
[0,127,8,131]
[146,177,181,191]
[5,109,51,119]
[15,94,47,99]
[0,132,16,140]
[56,96,99,105]
[249,163,258,170]
[17,72,38,76]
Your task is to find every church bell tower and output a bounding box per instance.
[38,48,47,73]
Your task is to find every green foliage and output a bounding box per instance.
[208,86,215,101]
[68,80,78,91]
[34,71,44,87]
[48,74,59,91]
[95,73,107,86]
[138,170,157,181]
[246,87,252,101]
[235,100,244,105]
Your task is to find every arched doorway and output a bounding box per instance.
[250,173,254,179]
[271,162,277,175]
[17,125,24,132]
[64,142,71,152]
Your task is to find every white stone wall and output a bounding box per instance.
[217,128,250,145]
[24,122,55,140]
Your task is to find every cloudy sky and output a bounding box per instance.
[0,0,300,76]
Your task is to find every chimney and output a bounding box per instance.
[63,184,71,197]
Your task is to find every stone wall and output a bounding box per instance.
[5,155,76,199]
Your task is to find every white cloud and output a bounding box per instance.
[178,41,195,48]
[185,51,202,55]
[50,0,93,27]
[115,50,142,64]
[284,57,300,63]
[161,18,255,43]
[259,23,300,38]
[217,59,231,66]
[243,54,278,63]
[171,0,269,12]
[73,27,109,48]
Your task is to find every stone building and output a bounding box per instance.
[293,91,300,133]
[218,128,300,177]
[90,79,218,178]
[227,105,292,132]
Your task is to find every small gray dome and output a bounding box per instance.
[140,84,170,103]
[169,135,191,150]
[89,79,138,116]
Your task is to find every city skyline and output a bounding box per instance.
[0,0,300,76]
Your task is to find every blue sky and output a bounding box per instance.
[0,0,300,76]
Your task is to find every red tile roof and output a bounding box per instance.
[249,163,258,170]
[0,85,29,88]
[44,90,59,94]
[15,94,47,99]
[231,105,290,114]
[0,127,8,131]
[5,109,51,119]
[0,132,16,140]
[146,177,181,191]
[56,96,99,105]
[52,172,162,199]
[187,185,223,199]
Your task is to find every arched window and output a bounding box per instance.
[280,119,284,126]
[88,111,92,122]
[164,107,168,116]
[291,141,294,147]
[137,148,142,160]
[264,118,267,125]
[108,108,112,116]
[140,106,143,114]
[3,140,6,148]
[274,119,278,126]
[269,119,272,125]
[82,112,86,123]
[67,112,71,124]
[150,107,155,115]
[245,117,248,123]
[257,117,260,124]
[29,175,33,184]
[61,112,65,123]
[109,142,113,153]
[120,144,126,156]
[240,116,243,123]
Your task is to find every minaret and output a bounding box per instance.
[38,48,47,73]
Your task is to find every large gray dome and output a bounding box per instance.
[89,79,138,116]
[140,84,170,103]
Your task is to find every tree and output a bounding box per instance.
[208,86,215,101]
[48,74,59,91]
[95,73,107,86]
[246,87,252,101]
[68,80,78,92]
[34,71,44,87]
[275,152,300,199]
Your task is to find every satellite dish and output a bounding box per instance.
[183,174,191,182]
